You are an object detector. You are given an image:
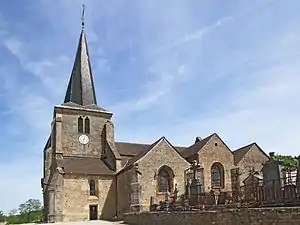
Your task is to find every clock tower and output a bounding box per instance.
[48,24,121,163]
[42,20,121,223]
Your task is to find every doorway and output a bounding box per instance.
[89,205,98,220]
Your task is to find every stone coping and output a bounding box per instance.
[125,206,300,215]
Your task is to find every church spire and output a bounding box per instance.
[64,5,97,106]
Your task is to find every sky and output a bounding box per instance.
[0,0,299,213]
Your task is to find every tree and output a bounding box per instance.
[8,209,17,216]
[18,199,42,214]
[0,210,6,222]
[6,209,19,224]
[6,199,43,224]
[273,154,299,171]
[18,199,43,224]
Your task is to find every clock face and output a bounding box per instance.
[79,134,89,145]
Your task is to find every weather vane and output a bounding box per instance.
[81,4,86,29]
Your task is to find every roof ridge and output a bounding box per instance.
[63,155,101,159]
[115,140,187,148]
[233,142,256,152]
[115,141,151,145]
[186,133,214,149]
[180,133,215,158]
[233,142,257,165]
[117,137,171,175]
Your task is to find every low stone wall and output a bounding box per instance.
[124,207,300,225]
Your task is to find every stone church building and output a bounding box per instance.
[41,25,270,222]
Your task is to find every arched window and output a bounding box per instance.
[211,163,224,188]
[78,117,83,133]
[157,166,174,192]
[158,169,170,192]
[89,179,96,196]
[85,117,90,134]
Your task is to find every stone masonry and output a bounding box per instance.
[63,175,116,221]
[116,138,190,218]
[124,207,300,225]
[236,144,269,186]
[196,134,236,192]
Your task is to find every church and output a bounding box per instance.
[41,22,270,222]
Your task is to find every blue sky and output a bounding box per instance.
[0,0,299,212]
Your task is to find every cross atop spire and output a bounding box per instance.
[81,4,85,29]
[63,6,99,108]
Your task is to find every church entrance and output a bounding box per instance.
[89,205,98,220]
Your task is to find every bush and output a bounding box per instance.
[0,210,6,222]
[2,199,43,224]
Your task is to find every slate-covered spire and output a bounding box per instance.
[64,6,97,106]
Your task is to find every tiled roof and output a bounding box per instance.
[117,137,187,174]
[62,156,115,175]
[233,142,270,165]
[232,143,255,165]
[117,138,163,173]
[179,133,215,158]
[115,142,150,156]
[115,141,186,157]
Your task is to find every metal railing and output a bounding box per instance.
[150,175,300,211]
[238,175,300,207]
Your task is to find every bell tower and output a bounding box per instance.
[42,7,121,222]
[53,14,119,160]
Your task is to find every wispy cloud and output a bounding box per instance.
[153,16,234,55]
[24,55,71,95]
[3,37,23,55]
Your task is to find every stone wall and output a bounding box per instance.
[116,138,190,219]
[136,139,190,210]
[124,207,300,225]
[54,106,112,158]
[237,145,269,185]
[63,174,116,221]
[197,134,235,192]
[116,168,132,218]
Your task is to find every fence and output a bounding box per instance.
[238,175,300,207]
[151,175,300,211]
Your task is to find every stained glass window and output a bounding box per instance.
[211,163,224,188]
[89,179,96,196]
[158,169,171,192]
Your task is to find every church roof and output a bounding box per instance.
[63,27,101,109]
[233,142,270,165]
[119,138,163,173]
[115,142,150,156]
[115,141,186,157]
[233,143,255,165]
[115,134,226,163]
[179,133,215,158]
[116,138,187,174]
[61,156,115,175]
